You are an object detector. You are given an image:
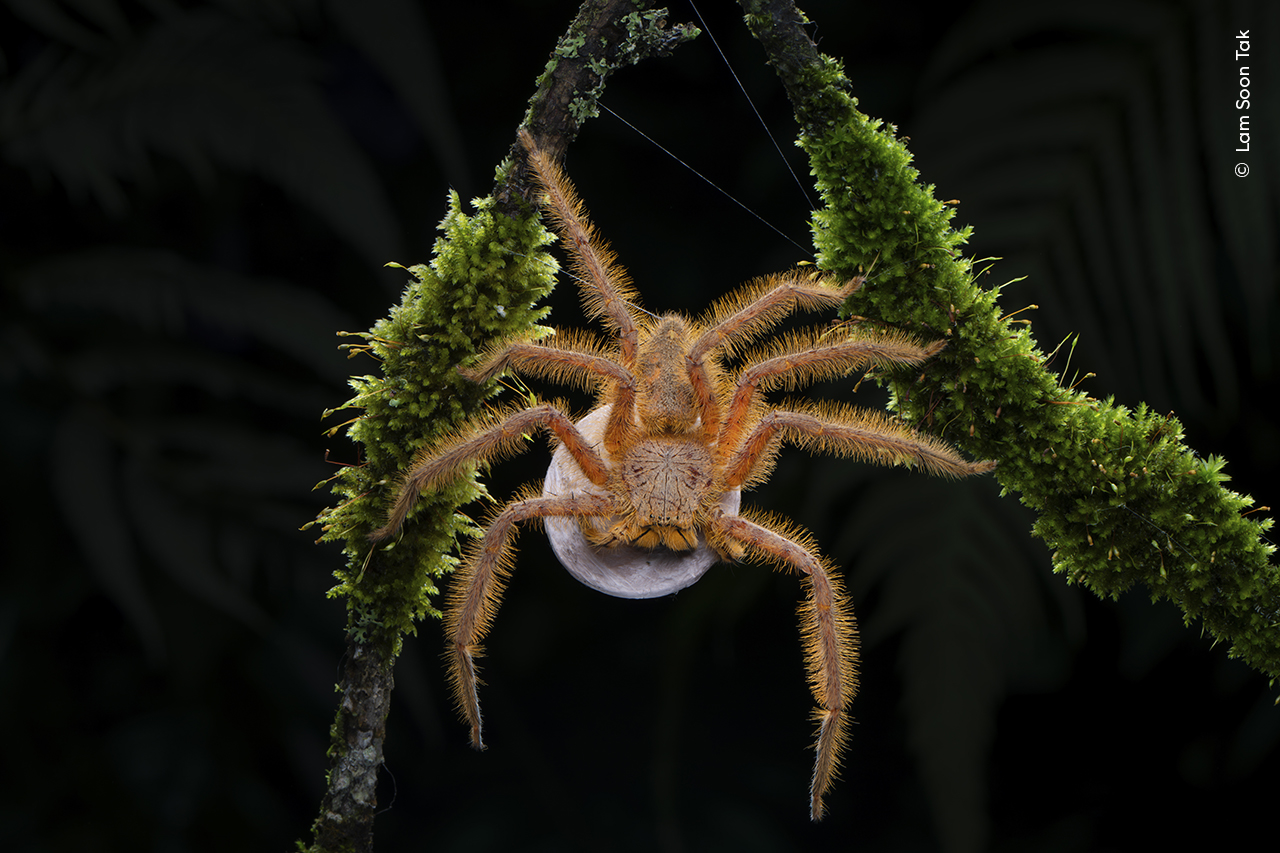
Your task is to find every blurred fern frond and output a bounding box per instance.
[7,248,353,659]
[813,467,1066,853]
[911,0,1278,426]
[0,0,416,265]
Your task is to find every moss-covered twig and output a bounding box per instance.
[514,0,698,174]
[303,3,697,851]
[738,0,1279,682]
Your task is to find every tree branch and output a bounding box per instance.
[495,0,698,215]
[304,3,696,851]
[738,0,1280,682]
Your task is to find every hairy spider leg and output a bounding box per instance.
[461,330,640,455]
[709,510,857,822]
[685,272,864,443]
[520,129,642,451]
[446,490,616,749]
[715,331,948,467]
[461,329,629,387]
[370,402,609,541]
[723,403,998,491]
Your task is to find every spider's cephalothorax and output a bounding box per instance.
[371,129,996,819]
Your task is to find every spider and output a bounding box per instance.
[371,129,996,819]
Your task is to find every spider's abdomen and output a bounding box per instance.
[615,438,716,550]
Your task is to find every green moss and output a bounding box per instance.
[308,191,556,657]
[794,57,1280,681]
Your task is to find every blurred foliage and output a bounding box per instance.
[911,1,1278,426]
[1,1,1277,852]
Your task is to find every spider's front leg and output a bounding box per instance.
[519,129,642,367]
[447,490,615,749]
[709,510,858,821]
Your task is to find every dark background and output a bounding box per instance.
[2,1,1277,851]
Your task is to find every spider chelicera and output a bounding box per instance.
[371,129,995,819]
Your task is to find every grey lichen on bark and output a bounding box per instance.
[497,0,699,215]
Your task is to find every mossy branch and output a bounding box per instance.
[302,3,697,850]
[738,0,1279,682]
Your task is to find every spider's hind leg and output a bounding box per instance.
[446,489,614,749]
[709,510,858,821]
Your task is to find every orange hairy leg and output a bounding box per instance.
[519,129,640,368]
[724,403,998,490]
[446,490,615,749]
[684,273,864,442]
[717,332,946,463]
[518,129,642,451]
[710,510,857,821]
[369,402,609,541]
[461,329,630,388]
[461,331,639,455]
[691,273,864,360]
